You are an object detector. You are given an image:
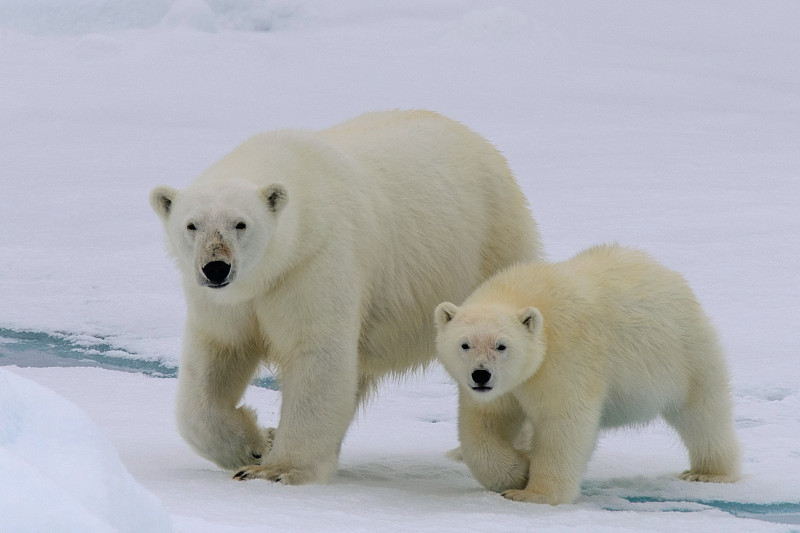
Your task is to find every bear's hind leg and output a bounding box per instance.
[664,377,741,483]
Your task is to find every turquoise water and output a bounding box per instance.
[0,328,277,389]
[620,497,800,526]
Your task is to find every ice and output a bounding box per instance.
[0,369,172,532]
[1,1,798,531]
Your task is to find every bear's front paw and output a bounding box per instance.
[679,469,739,483]
[241,427,275,464]
[233,463,317,485]
[501,489,558,505]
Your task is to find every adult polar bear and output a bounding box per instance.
[150,110,542,484]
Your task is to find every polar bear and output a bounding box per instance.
[435,244,740,505]
[150,110,542,485]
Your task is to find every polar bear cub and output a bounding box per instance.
[435,244,740,505]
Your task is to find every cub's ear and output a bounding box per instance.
[518,307,543,336]
[262,183,288,213]
[149,186,178,220]
[434,302,459,329]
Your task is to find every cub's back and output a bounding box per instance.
[467,244,707,354]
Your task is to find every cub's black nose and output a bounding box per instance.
[202,261,231,285]
[471,369,492,385]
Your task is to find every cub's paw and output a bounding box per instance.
[501,489,556,505]
[679,469,739,483]
[233,464,315,485]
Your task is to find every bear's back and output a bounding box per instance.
[475,244,692,307]
[468,244,707,354]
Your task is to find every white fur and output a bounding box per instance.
[150,110,542,484]
[435,244,740,504]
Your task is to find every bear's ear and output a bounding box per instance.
[261,183,288,213]
[434,302,459,329]
[150,186,178,220]
[518,307,543,336]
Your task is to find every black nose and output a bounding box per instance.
[202,261,231,285]
[471,369,491,385]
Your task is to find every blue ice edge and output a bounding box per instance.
[617,497,800,525]
[0,327,278,390]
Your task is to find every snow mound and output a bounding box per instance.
[0,368,172,533]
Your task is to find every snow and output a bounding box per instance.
[0,369,171,532]
[1,1,799,531]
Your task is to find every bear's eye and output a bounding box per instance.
[497,344,507,352]
[186,223,196,231]
[461,342,470,350]
[235,222,246,230]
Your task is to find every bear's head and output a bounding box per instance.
[434,302,545,401]
[150,179,288,297]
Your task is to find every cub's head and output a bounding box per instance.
[434,302,545,401]
[149,179,288,294]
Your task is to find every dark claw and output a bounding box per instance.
[233,470,249,481]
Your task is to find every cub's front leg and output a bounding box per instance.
[502,406,601,505]
[176,333,270,470]
[458,391,529,493]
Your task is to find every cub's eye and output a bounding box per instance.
[186,223,196,231]
[235,222,246,230]
[497,344,507,352]
[461,343,470,350]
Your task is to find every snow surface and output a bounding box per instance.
[1,0,799,531]
[0,369,171,533]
